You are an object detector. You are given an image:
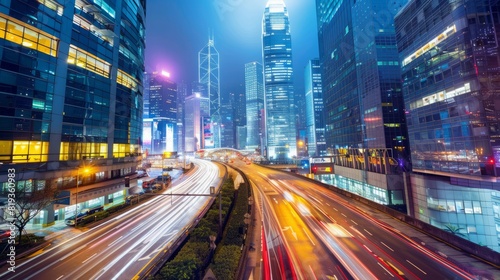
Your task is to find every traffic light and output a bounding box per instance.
[124,176,130,188]
[312,166,318,174]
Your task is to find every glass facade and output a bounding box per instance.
[245,62,264,151]
[144,71,178,154]
[198,38,221,148]
[305,59,326,156]
[317,0,409,159]
[262,0,297,160]
[396,0,500,177]
[395,0,500,251]
[0,0,145,226]
[316,0,409,207]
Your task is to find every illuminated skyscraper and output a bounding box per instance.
[245,62,264,152]
[304,59,326,156]
[316,0,409,206]
[262,0,297,160]
[145,71,177,154]
[396,0,500,251]
[198,37,221,148]
[0,0,145,225]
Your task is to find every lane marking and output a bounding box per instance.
[364,229,373,236]
[303,227,316,246]
[351,219,358,225]
[406,260,427,275]
[82,253,97,264]
[380,242,394,252]
[377,262,394,277]
[108,236,124,247]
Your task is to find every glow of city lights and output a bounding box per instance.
[161,70,170,77]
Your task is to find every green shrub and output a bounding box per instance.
[211,245,241,280]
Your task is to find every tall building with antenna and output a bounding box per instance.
[198,35,221,148]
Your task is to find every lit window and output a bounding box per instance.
[403,25,456,66]
[0,14,58,57]
[68,45,111,78]
[117,69,138,90]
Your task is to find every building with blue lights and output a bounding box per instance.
[304,59,326,157]
[262,0,297,160]
[245,61,264,153]
[395,0,500,251]
[198,37,221,148]
[316,0,410,206]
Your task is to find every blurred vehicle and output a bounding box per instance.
[137,169,149,178]
[0,229,11,242]
[142,177,157,193]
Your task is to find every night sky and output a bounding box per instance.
[144,0,319,96]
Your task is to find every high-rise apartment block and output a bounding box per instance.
[262,0,297,160]
[0,0,146,225]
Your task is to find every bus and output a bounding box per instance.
[141,177,157,193]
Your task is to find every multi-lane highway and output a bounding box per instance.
[0,159,222,280]
[233,159,476,280]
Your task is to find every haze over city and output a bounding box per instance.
[144,0,318,94]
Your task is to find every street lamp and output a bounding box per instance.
[75,167,90,227]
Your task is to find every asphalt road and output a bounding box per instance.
[233,159,475,280]
[0,159,222,280]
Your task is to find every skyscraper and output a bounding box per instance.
[198,37,221,148]
[0,0,145,225]
[304,59,326,157]
[316,0,409,206]
[245,62,264,153]
[395,0,500,251]
[145,71,178,154]
[262,0,297,160]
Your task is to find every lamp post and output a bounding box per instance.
[75,167,90,227]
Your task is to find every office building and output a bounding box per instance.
[0,0,146,225]
[144,71,177,154]
[245,62,264,152]
[305,59,326,157]
[176,82,188,153]
[395,0,500,251]
[262,0,297,160]
[198,37,221,148]
[316,0,410,206]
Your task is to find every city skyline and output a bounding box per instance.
[144,0,318,96]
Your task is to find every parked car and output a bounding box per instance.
[65,205,104,226]
[126,195,138,204]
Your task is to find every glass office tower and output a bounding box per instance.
[316,0,409,206]
[395,0,500,251]
[198,37,221,148]
[262,0,297,160]
[0,0,145,226]
[145,71,178,154]
[305,59,326,157]
[245,62,264,152]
